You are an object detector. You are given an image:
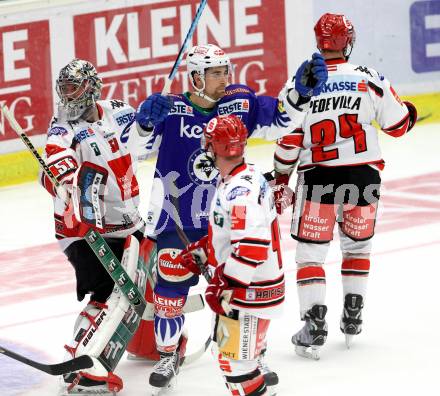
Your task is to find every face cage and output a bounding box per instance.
[56,79,95,121]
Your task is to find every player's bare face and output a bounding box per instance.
[204,66,229,100]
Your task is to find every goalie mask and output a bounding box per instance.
[56,59,103,121]
[202,115,248,158]
[186,44,231,102]
[314,13,356,59]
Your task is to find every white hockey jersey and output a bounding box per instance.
[40,100,145,250]
[208,162,284,319]
[274,59,413,172]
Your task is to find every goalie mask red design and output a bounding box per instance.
[203,115,248,157]
[314,13,356,58]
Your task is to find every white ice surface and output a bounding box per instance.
[0,122,439,396]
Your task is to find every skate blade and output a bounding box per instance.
[294,345,321,360]
[266,384,278,396]
[150,377,176,396]
[345,334,354,349]
[59,389,117,395]
[127,353,158,362]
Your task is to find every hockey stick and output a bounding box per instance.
[181,335,212,366]
[161,0,207,95]
[169,184,232,315]
[0,346,93,376]
[0,104,69,202]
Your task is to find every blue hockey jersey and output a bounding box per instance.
[144,84,305,236]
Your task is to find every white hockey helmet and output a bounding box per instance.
[56,59,103,121]
[186,44,231,90]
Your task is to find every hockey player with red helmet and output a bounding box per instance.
[129,43,328,393]
[178,114,284,396]
[268,13,417,359]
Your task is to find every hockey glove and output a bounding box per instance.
[136,93,172,129]
[205,264,233,317]
[294,52,328,97]
[264,171,295,215]
[176,235,209,275]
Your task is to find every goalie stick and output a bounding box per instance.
[1,103,69,202]
[0,346,93,376]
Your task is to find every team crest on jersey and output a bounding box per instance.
[48,126,68,137]
[226,186,251,201]
[170,101,194,116]
[218,99,250,115]
[213,211,224,227]
[188,148,219,185]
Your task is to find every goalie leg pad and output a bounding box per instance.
[126,238,161,360]
[64,235,143,392]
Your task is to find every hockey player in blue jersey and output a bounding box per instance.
[132,44,328,393]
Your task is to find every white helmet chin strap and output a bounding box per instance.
[194,89,218,103]
[190,74,221,103]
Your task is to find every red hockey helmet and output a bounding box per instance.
[203,115,248,157]
[314,13,356,57]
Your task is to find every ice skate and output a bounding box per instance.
[340,294,364,348]
[257,348,278,395]
[149,350,180,395]
[291,304,328,360]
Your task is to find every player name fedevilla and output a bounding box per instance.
[310,95,361,114]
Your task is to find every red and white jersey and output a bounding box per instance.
[40,100,144,250]
[274,59,412,172]
[208,162,284,319]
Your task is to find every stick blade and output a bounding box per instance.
[0,346,93,376]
